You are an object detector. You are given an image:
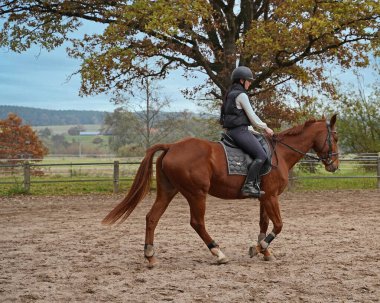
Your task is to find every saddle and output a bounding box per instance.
[219,132,272,176]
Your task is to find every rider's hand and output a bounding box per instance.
[265,127,274,136]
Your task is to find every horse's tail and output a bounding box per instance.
[101,144,170,225]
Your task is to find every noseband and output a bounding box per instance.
[272,120,339,165]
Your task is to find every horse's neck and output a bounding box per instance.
[278,131,315,170]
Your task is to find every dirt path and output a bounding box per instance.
[1,190,379,302]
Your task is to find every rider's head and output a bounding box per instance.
[231,66,254,90]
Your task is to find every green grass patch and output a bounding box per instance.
[1,183,29,196]
[0,174,156,196]
[294,174,376,190]
[40,156,142,165]
[0,176,134,196]
[292,163,377,190]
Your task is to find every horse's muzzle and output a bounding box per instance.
[325,163,339,172]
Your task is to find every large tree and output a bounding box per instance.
[1,1,379,124]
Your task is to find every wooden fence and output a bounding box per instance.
[288,153,380,191]
[0,153,379,194]
[0,160,142,194]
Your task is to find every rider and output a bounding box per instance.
[221,66,274,198]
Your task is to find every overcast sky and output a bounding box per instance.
[0,44,206,113]
[0,21,206,113]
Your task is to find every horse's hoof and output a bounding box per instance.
[248,246,258,258]
[217,256,229,264]
[263,250,275,261]
[263,255,275,261]
[146,256,158,268]
[210,247,228,264]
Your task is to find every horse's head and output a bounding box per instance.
[313,114,339,172]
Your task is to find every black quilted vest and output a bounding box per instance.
[221,83,250,129]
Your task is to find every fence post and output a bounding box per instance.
[377,153,380,190]
[113,161,120,193]
[23,161,30,193]
[288,168,295,191]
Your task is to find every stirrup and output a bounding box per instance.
[241,183,265,198]
[241,190,265,198]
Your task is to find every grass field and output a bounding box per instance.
[32,124,112,156]
[32,124,103,134]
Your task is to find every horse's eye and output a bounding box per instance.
[331,131,338,142]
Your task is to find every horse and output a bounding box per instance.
[102,114,339,267]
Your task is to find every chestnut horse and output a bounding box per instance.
[102,115,339,267]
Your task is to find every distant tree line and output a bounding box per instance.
[0,106,106,126]
[104,109,220,157]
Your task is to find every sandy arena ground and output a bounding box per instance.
[1,190,379,303]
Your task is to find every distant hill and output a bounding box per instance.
[0,105,107,126]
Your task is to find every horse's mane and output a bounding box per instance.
[278,118,325,137]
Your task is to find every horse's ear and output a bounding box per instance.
[321,114,326,120]
[330,113,337,127]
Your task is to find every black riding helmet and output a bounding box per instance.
[231,66,254,82]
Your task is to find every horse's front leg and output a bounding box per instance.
[250,195,282,261]
[249,200,268,257]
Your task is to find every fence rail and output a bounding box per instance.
[0,160,143,194]
[0,153,379,194]
[288,153,380,190]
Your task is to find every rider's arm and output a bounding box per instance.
[236,93,267,129]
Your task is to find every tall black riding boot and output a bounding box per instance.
[241,159,265,198]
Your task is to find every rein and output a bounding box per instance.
[271,120,339,166]
[272,139,322,161]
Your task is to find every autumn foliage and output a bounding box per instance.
[0,113,48,162]
[1,1,379,126]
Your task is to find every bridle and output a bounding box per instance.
[272,120,339,166]
[320,120,339,166]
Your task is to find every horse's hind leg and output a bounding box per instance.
[144,166,178,267]
[183,192,228,264]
